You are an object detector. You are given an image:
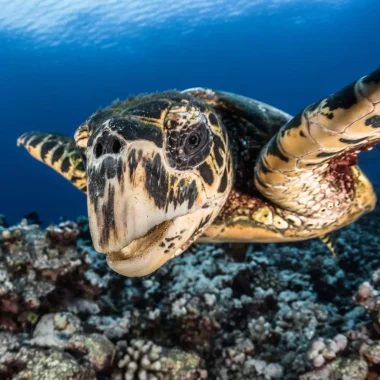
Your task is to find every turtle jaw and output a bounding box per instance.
[86,137,223,276]
[105,206,215,277]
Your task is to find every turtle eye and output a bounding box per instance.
[166,121,212,170]
[187,133,199,149]
[183,123,209,156]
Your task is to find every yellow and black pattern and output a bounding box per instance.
[17,132,87,192]
[319,233,337,257]
[164,95,232,199]
[74,122,91,149]
[255,68,380,236]
[183,88,292,195]
[15,69,380,277]
[185,88,305,243]
[84,92,233,253]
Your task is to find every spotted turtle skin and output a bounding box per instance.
[17,68,380,276]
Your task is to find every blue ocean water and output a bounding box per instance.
[1,0,379,225]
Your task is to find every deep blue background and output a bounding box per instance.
[1,0,380,225]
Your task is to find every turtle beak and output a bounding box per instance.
[105,207,214,277]
[86,119,215,277]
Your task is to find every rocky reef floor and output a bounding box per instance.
[0,208,380,380]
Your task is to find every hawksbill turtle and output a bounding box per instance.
[17,68,380,277]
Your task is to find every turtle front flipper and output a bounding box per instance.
[17,132,87,192]
[255,68,380,238]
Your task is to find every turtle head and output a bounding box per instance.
[81,93,232,277]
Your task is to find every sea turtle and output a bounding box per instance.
[17,68,380,277]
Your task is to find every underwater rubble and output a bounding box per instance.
[0,206,380,380]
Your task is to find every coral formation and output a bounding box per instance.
[0,207,380,379]
[113,339,206,379]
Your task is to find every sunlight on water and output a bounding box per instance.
[0,0,348,47]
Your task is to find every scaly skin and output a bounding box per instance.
[17,132,87,192]
[17,68,380,277]
[253,69,379,238]
[201,70,380,244]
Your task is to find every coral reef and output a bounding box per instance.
[0,208,379,379]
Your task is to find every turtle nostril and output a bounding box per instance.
[94,142,103,158]
[93,136,123,159]
[112,139,122,154]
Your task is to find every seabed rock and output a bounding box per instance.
[0,211,380,379]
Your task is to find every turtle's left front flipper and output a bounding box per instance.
[17,132,87,192]
[255,68,380,238]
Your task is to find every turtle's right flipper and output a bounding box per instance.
[17,132,87,192]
